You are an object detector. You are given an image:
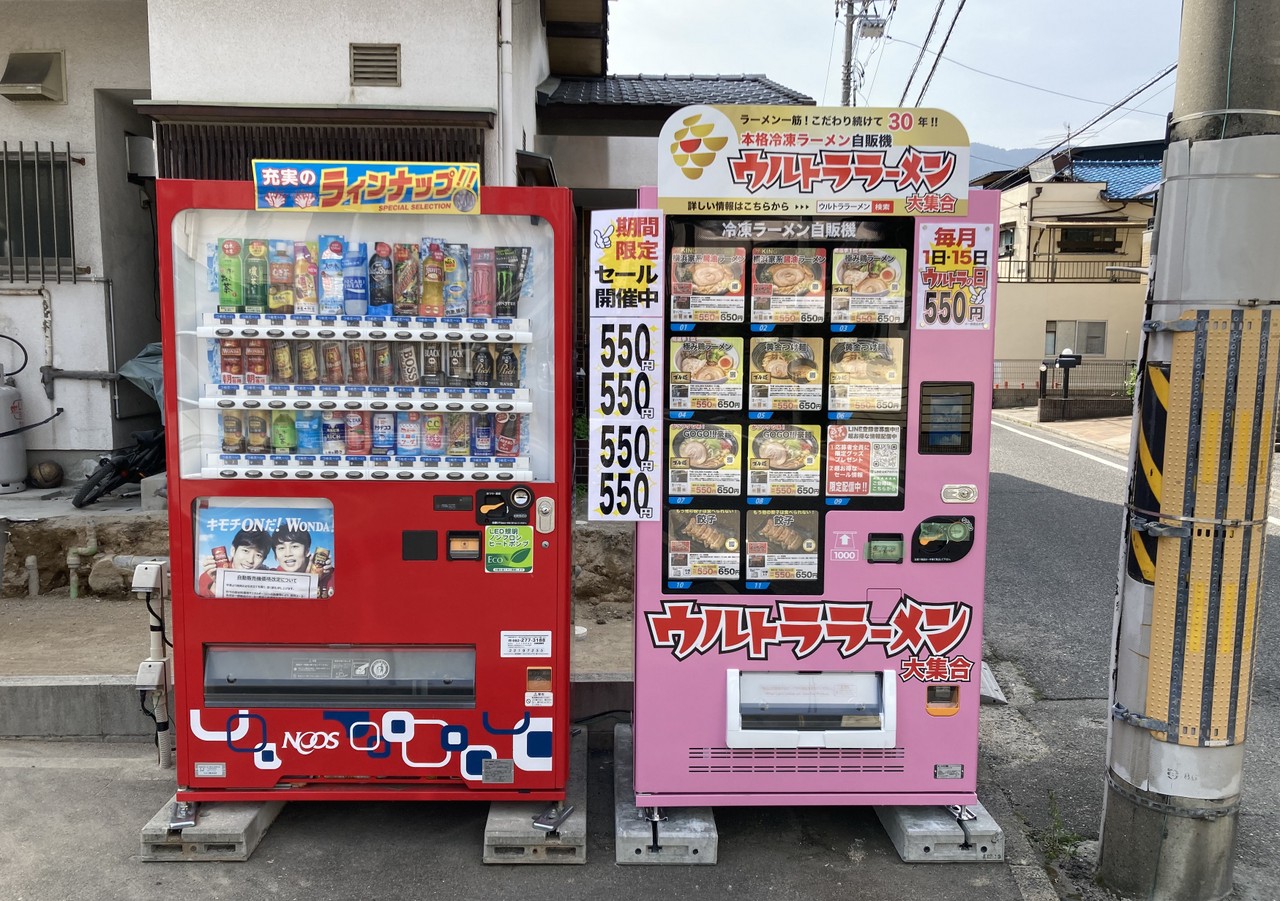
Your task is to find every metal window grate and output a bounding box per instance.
[350,44,401,87]
[1,141,79,284]
[154,123,485,181]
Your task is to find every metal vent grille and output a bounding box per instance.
[350,43,401,87]
[688,747,906,775]
[154,123,485,181]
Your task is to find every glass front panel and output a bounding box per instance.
[169,209,556,483]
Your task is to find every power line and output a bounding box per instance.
[987,63,1178,192]
[886,36,1167,118]
[913,0,968,106]
[898,0,946,106]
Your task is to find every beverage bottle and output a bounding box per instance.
[371,412,396,454]
[342,241,369,317]
[495,344,519,388]
[469,247,495,317]
[219,339,245,384]
[217,238,244,313]
[295,411,322,455]
[344,411,372,454]
[446,342,468,389]
[270,411,297,454]
[295,341,319,384]
[396,411,423,456]
[267,239,295,314]
[244,340,269,385]
[372,341,394,385]
[495,411,520,456]
[421,413,445,456]
[419,239,445,316]
[221,411,246,453]
[245,410,270,453]
[293,241,319,314]
[470,342,493,388]
[317,236,346,315]
[321,341,345,384]
[243,239,269,314]
[321,411,346,454]
[212,546,231,568]
[422,343,443,387]
[368,242,394,314]
[346,342,370,385]
[442,243,470,316]
[471,413,493,456]
[393,243,421,315]
[396,343,420,386]
[446,412,471,456]
[270,340,294,383]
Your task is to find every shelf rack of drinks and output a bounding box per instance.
[187,312,536,481]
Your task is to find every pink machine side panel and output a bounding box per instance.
[632,190,999,806]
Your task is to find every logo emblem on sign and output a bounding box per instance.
[670,112,730,180]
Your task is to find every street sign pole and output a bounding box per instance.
[1098,1,1280,898]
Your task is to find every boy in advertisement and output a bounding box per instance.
[271,525,334,598]
[197,528,271,597]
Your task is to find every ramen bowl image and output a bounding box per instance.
[674,342,739,384]
[836,252,899,296]
[673,427,738,469]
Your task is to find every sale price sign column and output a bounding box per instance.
[914,222,995,330]
[587,210,665,520]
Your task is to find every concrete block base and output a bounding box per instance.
[613,724,717,864]
[874,802,1005,862]
[140,794,284,861]
[482,729,587,864]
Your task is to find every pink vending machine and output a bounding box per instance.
[634,106,997,812]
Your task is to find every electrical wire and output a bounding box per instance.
[885,36,1167,117]
[898,0,946,105]
[0,334,28,375]
[912,0,968,106]
[822,4,841,105]
[988,63,1177,192]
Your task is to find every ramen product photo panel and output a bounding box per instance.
[746,423,822,498]
[750,247,828,324]
[666,508,742,581]
[667,423,742,497]
[828,336,905,412]
[747,336,825,412]
[830,247,907,324]
[745,509,820,582]
[669,336,744,411]
[669,246,747,324]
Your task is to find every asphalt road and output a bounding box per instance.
[983,419,1280,900]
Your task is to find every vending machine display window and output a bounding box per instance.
[168,210,556,484]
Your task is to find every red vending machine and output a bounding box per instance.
[158,164,574,802]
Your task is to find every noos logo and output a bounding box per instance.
[282,730,340,754]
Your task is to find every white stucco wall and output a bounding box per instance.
[147,0,499,112]
[1,1,152,456]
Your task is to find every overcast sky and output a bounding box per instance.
[606,0,1183,153]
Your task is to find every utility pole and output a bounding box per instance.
[1098,2,1280,899]
[838,0,890,107]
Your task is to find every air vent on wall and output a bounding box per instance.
[350,44,401,87]
[0,51,65,103]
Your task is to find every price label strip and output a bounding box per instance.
[586,210,665,521]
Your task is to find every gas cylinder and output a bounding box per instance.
[0,375,28,493]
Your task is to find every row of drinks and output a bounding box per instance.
[217,337,522,389]
[214,237,530,319]
[221,410,522,458]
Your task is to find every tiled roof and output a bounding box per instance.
[543,74,814,107]
[1069,159,1163,200]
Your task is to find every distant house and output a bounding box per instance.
[977,140,1162,372]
